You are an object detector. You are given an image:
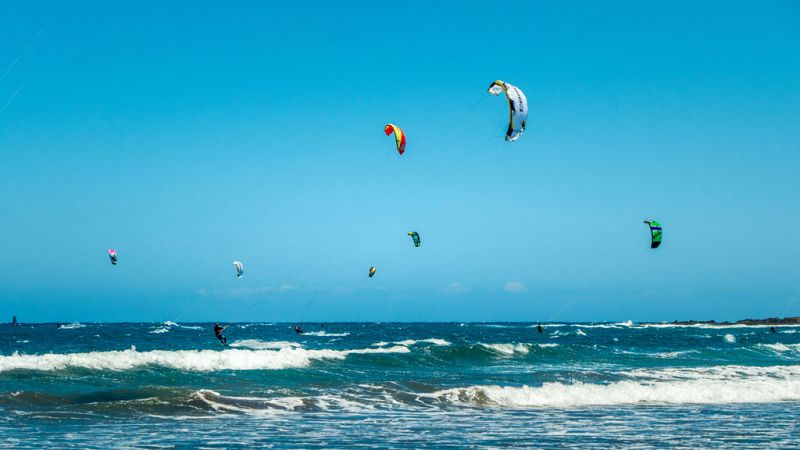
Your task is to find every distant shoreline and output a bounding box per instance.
[663,317,800,326]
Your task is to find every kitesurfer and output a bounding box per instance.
[770,326,777,333]
[537,323,543,333]
[214,322,228,345]
[294,325,303,334]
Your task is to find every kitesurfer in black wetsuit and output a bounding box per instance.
[294,325,303,334]
[214,323,228,345]
[537,323,543,333]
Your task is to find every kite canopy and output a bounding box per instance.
[384,123,406,155]
[408,231,421,247]
[107,249,117,265]
[643,220,663,249]
[369,266,376,278]
[487,80,528,142]
[233,261,244,278]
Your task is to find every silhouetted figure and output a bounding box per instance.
[537,323,543,333]
[11,316,17,327]
[213,323,228,345]
[294,325,303,334]
[770,326,777,333]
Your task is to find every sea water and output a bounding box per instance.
[2,322,799,448]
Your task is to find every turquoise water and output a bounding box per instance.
[2,322,800,448]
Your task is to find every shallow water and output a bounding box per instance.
[2,322,799,448]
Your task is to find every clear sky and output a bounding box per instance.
[1,1,798,323]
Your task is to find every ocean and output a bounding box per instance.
[2,321,799,448]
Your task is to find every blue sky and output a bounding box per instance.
[0,1,798,322]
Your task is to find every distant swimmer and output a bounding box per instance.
[11,316,17,327]
[214,322,228,345]
[294,325,303,334]
[537,323,543,333]
[770,326,777,333]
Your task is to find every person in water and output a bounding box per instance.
[537,323,543,333]
[294,325,303,334]
[214,322,228,345]
[770,326,777,333]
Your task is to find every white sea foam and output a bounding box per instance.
[229,340,301,350]
[575,329,587,336]
[577,323,624,329]
[758,343,800,354]
[149,321,203,334]
[192,388,391,415]
[303,331,350,337]
[57,322,85,330]
[422,365,800,408]
[395,338,451,346]
[724,334,736,343]
[193,389,303,415]
[0,345,410,373]
[372,338,451,347]
[649,350,698,359]
[479,343,530,355]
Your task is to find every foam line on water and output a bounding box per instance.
[303,331,351,337]
[372,338,452,347]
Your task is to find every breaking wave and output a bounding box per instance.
[477,343,558,356]
[479,343,530,356]
[163,321,203,330]
[0,345,411,373]
[758,343,800,355]
[422,365,800,408]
